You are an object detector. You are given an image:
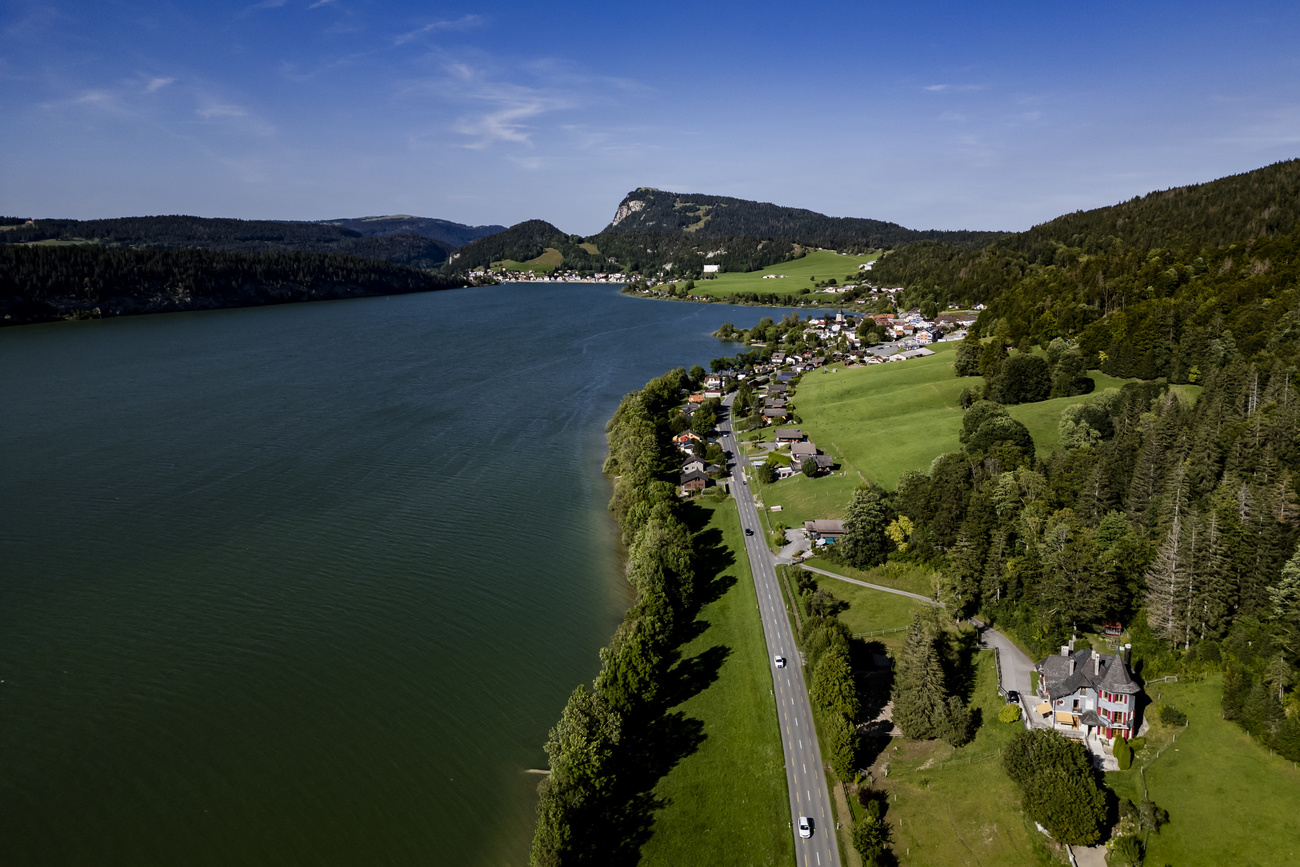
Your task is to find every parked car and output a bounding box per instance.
[798,816,812,838]
[1006,690,1020,704]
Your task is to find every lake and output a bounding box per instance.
[0,285,796,866]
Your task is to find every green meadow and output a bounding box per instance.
[1106,676,1300,867]
[639,498,793,866]
[660,249,880,298]
[809,567,1052,865]
[752,344,1169,524]
[495,247,563,273]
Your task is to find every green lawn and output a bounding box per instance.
[876,651,1060,866]
[661,249,879,298]
[801,568,1053,864]
[753,470,862,528]
[639,498,793,866]
[1105,675,1300,867]
[807,571,927,650]
[806,560,940,608]
[766,347,1153,513]
[1007,378,1202,454]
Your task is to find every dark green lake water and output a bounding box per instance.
[0,285,793,866]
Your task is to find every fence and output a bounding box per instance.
[897,748,1004,775]
[851,626,908,639]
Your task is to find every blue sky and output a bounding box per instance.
[3,0,1299,234]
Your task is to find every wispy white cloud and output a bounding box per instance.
[145,76,176,93]
[73,89,120,108]
[395,14,484,46]
[197,102,248,119]
[924,83,985,93]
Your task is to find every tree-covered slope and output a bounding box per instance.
[315,215,506,248]
[0,215,458,269]
[872,159,1300,380]
[0,244,466,326]
[601,187,1004,251]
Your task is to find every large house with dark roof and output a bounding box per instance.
[1034,643,1141,742]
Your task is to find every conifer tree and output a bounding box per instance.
[840,486,890,569]
[891,610,950,739]
[1145,463,1190,645]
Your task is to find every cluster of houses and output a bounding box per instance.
[765,428,835,479]
[471,269,625,283]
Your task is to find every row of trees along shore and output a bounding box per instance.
[529,367,705,866]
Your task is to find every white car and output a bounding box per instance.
[798,816,812,838]
[774,655,786,669]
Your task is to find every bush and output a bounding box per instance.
[941,696,976,747]
[1159,703,1188,726]
[1127,736,1145,755]
[999,703,1022,724]
[1114,735,1132,770]
[1110,834,1144,866]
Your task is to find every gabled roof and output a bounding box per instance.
[1039,650,1140,700]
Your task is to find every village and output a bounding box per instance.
[670,333,1152,782]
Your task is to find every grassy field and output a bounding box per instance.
[638,498,793,866]
[753,470,862,529]
[875,651,1061,866]
[802,567,1056,864]
[1106,675,1300,867]
[495,247,563,273]
[807,571,928,650]
[806,561,941,608]
[659,249,879,298]
[754,345,1168,525]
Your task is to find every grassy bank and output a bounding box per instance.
[1106,675,1300,866]
[638,498,793,866]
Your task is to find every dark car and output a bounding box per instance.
[1006,690,1020,704]
[745,528,754,536]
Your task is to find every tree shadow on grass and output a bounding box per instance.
[588,643,730,864]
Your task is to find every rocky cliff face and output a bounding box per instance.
[610,197,647,227]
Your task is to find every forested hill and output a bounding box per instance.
[0,215,473,269]
[0,244,467,326]
[315,215,506,248]
[442,218,804,278]
[601,188,1004,251]
[871,159,1300,380]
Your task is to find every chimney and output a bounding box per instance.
[1060,645,1070,658]
[1069,657,1076,676]
[1093,652,1101,676]
[1068,636,1076,653]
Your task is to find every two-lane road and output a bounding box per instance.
[720,399,841,867]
